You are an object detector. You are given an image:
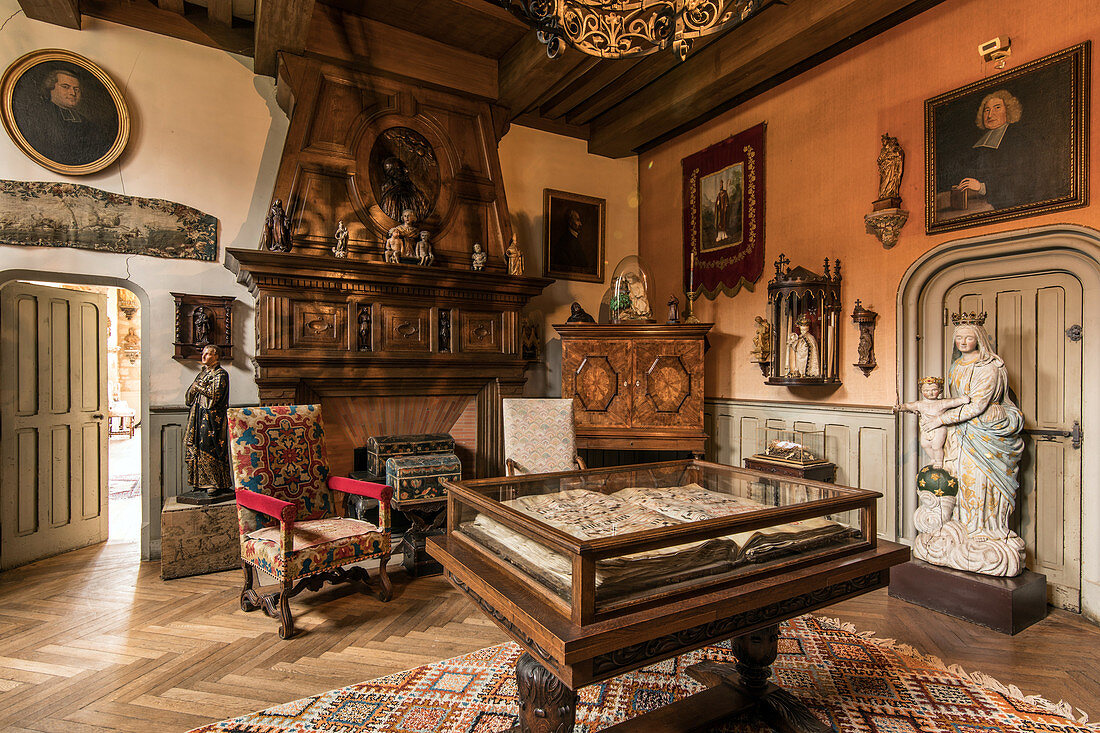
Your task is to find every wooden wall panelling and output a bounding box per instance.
[254,0,315,76]
[273,55,514,267]
[706,398,897,539]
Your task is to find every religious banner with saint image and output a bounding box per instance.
[682,123,765,298]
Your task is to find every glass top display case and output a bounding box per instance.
[442,459,878,624]
[752,426,829,466]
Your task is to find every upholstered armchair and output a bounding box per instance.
[228,404,392,639]
[502,398,586,476]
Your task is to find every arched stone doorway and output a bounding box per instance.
[896,225,1100,621]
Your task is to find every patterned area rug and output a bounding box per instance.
[189,616,1096,733]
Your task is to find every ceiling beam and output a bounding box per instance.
[587,0,946,157]
[17,0,80,29]
[82,0,254,56]
[207,0,234,25]
[497,32,590,116]
[254,0,315,77]
[537,58,639,121]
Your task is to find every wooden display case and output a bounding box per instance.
[441,459,880,625]
[555,323,712,454]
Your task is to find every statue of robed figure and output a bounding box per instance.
[178,344,233,505]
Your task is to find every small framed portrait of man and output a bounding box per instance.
[925,42,1088,234]
[1,49,130,175]
[544,189,605,283]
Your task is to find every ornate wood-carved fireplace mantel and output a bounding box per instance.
[226,249,553,476]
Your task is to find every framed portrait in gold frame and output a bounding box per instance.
[925,42,1089,234]
[1,49,130,176]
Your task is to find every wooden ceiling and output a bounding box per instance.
[19,0,946,157]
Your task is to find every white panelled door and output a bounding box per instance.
[1,282,108,570]
[944,272,1083,610]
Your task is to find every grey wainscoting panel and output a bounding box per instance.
[705,398,899,540]
[145,406,191,560]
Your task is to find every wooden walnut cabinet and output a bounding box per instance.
[555,323,712,454]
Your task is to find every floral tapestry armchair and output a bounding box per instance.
[228,404,392,639]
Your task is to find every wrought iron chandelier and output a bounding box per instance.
[492,0,776,60]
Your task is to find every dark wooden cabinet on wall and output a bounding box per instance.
[555,323,712,455]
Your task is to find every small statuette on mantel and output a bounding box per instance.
[416,230,434,266]
[506,235,524,276]
[471,242,486,271]
[384,228,402,264]
[332,220,349,258]
[262,198,292,252]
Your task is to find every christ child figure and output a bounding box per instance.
[894,376,970,468]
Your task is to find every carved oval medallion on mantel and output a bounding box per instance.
[367,127,440,224]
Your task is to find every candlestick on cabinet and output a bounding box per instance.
[684,250,701,324]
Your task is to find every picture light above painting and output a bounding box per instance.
[1,48,130,176]
[925,42,1089,234]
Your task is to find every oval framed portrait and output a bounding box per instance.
[1,49,129,175]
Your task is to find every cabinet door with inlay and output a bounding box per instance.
[562,339,632,428]
[632,339,703,428]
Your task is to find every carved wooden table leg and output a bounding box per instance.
[510,652,577,733]
[398,504,446,577]
[687,624,831,733]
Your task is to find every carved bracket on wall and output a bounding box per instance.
[851,300,878,377]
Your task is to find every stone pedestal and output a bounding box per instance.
[889,559,1047,634]
[161,497,240,580]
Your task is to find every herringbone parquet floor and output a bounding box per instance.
[0,536,1097,732]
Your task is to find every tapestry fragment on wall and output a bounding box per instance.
[0,180,217,261]
[682,123,766,298]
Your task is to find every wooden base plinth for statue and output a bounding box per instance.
[889,559,1047,635]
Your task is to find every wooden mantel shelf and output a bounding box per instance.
[225,248,553,301]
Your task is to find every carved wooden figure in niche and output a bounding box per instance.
[785,314,820,377]
[851,300,879,376]
[333,221,349,258]
[192,306,213,346]
[506,235,524,276]
[263,198,292,252]
[471,242,486,271]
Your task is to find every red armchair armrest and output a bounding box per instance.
[236,489,296,524]
[328,476,393,506]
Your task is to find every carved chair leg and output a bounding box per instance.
[277,578,296,640]
[240,563,261,612]
[377,553,393,602]
[512,652,576,733]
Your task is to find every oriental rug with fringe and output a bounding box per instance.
[189,615,1096,733]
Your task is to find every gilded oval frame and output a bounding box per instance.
[1,48,130,175]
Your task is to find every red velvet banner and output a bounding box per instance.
[682,123,766,298]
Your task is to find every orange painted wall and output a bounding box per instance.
[638,0,1100,407]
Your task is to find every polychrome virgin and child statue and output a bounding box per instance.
[909,312,1026,577]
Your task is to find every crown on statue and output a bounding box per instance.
[950,311,987,326]
[917,376,944,387]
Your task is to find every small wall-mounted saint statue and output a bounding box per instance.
[333,220,349,258]
[506,235,524,276]
[666,295,680,324]
[749,315,772,363]
[192,306,213,346]
[876,133,904,207]
[178,344,233,505]
[471,242,486,271]
[416,230,434,266]
[263,198,292,252]
[785,314,821,377]
[566,301,596,323]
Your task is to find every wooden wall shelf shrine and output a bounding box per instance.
[172,293,235,361]
[763,254,842,387]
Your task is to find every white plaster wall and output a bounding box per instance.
[0,2,288,407]
[498,125,639,396]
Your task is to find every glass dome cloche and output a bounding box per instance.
[609,255,654,324]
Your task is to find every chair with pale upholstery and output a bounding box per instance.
[228,404,392,639]
[502,398,586,476]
